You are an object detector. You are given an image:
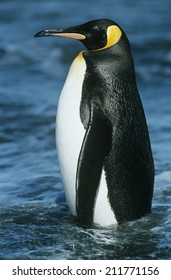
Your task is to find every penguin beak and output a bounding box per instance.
[34,28,86,41]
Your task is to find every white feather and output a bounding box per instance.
[56,52,117,226]
[56,53,85,216]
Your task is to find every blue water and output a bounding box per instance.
[0,0,171,259]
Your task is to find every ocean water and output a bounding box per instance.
[0,0,171,260]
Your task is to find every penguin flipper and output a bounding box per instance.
[76,104,112,227]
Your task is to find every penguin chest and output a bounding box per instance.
[56,53,117,226]
[56,53,86,216]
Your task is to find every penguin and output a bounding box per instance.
[34,19,154,227]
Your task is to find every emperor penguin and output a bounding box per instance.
[34,19,154,227]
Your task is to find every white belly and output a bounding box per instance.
[56,52,117,226]
[56,53,85,216]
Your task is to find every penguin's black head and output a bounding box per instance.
[34,19,123,51]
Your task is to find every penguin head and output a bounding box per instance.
[34,19,123,51]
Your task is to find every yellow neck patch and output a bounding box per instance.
[76,25,122,58]
[97,25,122,51]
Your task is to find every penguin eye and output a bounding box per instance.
[92,25,100,34]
